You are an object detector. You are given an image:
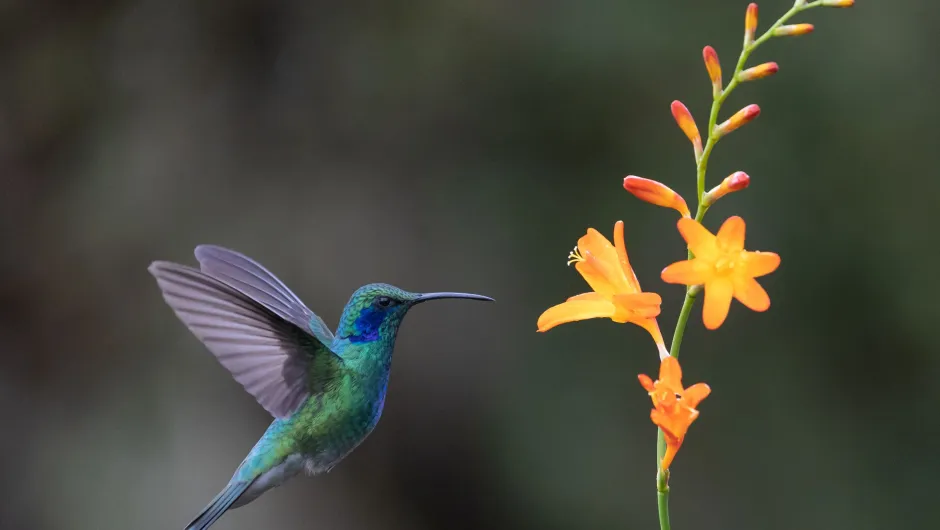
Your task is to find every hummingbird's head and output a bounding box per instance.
[335,283,493,344]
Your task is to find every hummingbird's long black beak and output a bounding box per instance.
[414,292,495,304]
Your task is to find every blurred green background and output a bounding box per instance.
[2,1,937,529]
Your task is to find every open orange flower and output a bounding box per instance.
[661,216,780,329]
[538,221,669,358]
[638,356,710,471]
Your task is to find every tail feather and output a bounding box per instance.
[185,482,251,530]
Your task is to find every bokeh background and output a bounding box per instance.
[2,1,938,529]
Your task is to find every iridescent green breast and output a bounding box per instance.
[287,368,389,460]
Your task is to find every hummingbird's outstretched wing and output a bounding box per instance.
[193,244,335,344]
[149,262,342,419]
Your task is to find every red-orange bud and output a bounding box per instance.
[744,3,758,45]
[822,0,854,6]
[670,100,703,160]
[624,176,691,218]
[703,171,750,206]
[715,104,761,138]
[738,62,779,82]
[702,46,722,96]
[774,24,814,37]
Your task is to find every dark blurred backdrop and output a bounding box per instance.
[2,1,938,529]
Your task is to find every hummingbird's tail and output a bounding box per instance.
[184,481,251,530]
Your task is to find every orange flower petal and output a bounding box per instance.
[659,355,682,389]
[612,293,665,346]
[655,403,698,442]
[659,428,681,470]
[614,292,662,313]
[613,220,642,292]
[683,383,711,409]
[624,305,661,318]
[732,276,770,312]
[676,218,718,260]
[537,299,615,332]
[742,251,780,277]
[638,319,667,351]
[638,374,655,392]
[661,258,712,285]
[716,216,746,253]
[575,229,633,296]
[651,408,680,440]
[703,277,734,329]
[566,292,606,302]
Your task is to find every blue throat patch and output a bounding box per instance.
[348,307,385,343]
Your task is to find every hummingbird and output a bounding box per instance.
[148,245,493,530]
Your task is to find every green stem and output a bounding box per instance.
[657,448,671,530]
[655,423,672,530]
[656,4,824,530]
[669,287,700,360]
[658,491,671,530]
[655,285,698,530]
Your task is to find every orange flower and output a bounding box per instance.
[661,216,780,329]
[623,176,691,218]
[823,0,854,6]
[638,356,710,471]
[538,221,669,358]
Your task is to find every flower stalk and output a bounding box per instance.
[655,1,847,528]
[535,2,851,529]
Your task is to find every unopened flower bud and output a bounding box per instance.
[703,172,750,207]
[624,176,691,218]
[714,104,761,138]
[773,24,814,37]
[670,101,703,160]
[738,62,779,82]
[822,0,854,6]
[744,3,759,45]
[703,46,722,97]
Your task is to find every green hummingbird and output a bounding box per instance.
[148,245,493,530]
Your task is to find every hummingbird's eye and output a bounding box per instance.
[376,296,393,308]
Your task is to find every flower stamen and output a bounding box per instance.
[567,247,585,266]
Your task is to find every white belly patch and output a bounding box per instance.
[232,453,305,508]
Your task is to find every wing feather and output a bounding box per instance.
[148,261,337,418]
[194,245,335,344]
